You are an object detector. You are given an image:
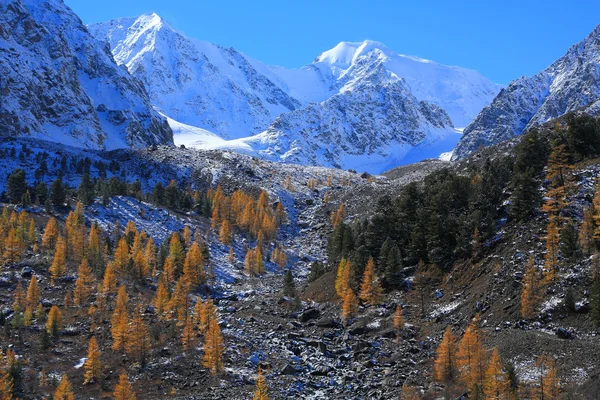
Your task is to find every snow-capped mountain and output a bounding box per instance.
[453,24,600,160]
[90,14,501,172]
[0,0,173,150]
[88,14,302,139]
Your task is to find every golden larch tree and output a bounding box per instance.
[26,275,40,308]
[483,348,510,400]
[219,220,232,245]
[113,237,130,272]
[181,315,196,351]
[433,327,456,383]
[543,216,560,283]
[113,372,136,400]
[53,374,74,400]
[49,236,67,284]
[153,275,170,317]
[253,367,269,400]
[83,337,102,384]
[359,257,383,305]
[202,317,224,375]
[42,217,60,253]
[111,286,129,351]
[341,288,358,326]
[126,304,151,364]
[183,242,204,286]
[73,259,95,307]
[102,262,118,297]
[335,258,352,298]
[521,256,544,319]
[46,305,62,336]
[393,306,404,340]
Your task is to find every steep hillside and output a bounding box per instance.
[0,0,173,150]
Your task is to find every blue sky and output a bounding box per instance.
[65,0,600,85]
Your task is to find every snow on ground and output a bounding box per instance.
[429,300,462,318]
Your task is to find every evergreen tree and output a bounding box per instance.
[77,173,95,205]
[50,177,66,207]
[282,270,295,298]
[6,169,27,204]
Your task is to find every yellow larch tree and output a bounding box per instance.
[26,275,40,309]
[49,236,67,284]
[253,367,269,400]
[483,348,510,400]
[111,286,129,352]
[153,274,170,317]
[359,257,383,305]
[521,256,544,319]
[579,207,595,255]
[113,237,130,272]
[433,327,456,383]
[219,220,232,245]
[543,216,560,283]
[125,304,151,364]
[83,337,102,384]
[168,233,185,278]
[181,315,196,351]
[42,217,60,253]
[335,258,352,299]
[113,372,136,400]
[53,374,74,400]
[102,262,118,297]
[202,317,224,375]
[341,288,358,326]
[394,306,404,340]
[166,277,190,325]
[183,241,204,286]
[46,305,63,337]
[87,222,105,274]
[73,259,95,307]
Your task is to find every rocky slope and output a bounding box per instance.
[90,15,501,171]
[0,0,173,150]
[453,23,600,160]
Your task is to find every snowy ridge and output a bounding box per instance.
[90,14,501,172]
[453,23,600,160]
[0,0,173,150]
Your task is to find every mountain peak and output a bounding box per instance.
[315,40,390,67]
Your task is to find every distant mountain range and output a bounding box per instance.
[89,13,501,172]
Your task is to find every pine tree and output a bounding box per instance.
[483,348,510,400]
[77,173,95,206]
[83,337,102,384]
[282,270,296,298]
[253,367,269,400]
[6,169,27,204]
[202,317,224,375]
[73,259,95,307]
[42,218,59,253]
[50,177,66,207]
[113,373,136,400]
[521,256,544,319]
[341,288,358,326]
[126,304,151,364]
[393,306,404,340]
[433,327,456,383]
[46,305,62,337]
[359,257,383,305]
[54,374,74,400]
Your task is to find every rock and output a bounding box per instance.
[307,340,327,354]
[316,317,337,328]
[20,267,33,278]
[348,320,368,335]
[310,366,331,376]
[299,308,320,322]
[281,364,299,375]
[555,328,572,340]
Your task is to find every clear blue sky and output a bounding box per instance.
[65,0,600,85]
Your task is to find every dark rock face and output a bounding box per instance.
[298,308,321,323]
[0,0,173,149]
[453,24,600,160]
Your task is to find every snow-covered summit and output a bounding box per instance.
[0,1,173,149]
[453,23,600,160]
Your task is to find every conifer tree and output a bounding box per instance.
[113,237,130,272]
[579,207,595,255]
[102,262,118,297]
[456,314,486,391]
[335,258,351,298]
[166,277,190,325]
[202,317,224,375]
[433,327,456,383]
[53,375,74,400]
[544,216,560,282]
[12,282,26,312]
[253,367,269,400]
[46,305,62,337]
[49,237,66,284]
[219,220,232,245]
[183,242,204,286]
[153,275,170,317]
[126,304,151,364]
[26,276,40,309]
[0,365,14,400]
[111,286,129,351]
[113,373,136,400]
[42,218,59,253]
[87,222,105,274]
[3,228,22,264]
[393,306,404,340]
[521,256,544,319]
[83,337,102,384]
[359,257,383,305]
[181,315,196,351]
[168,233,185,278]
[531,355,560,400]
[483,348,510,400]
[73,259,95,307]
[282,270,296,298]
[341,288,358,326]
